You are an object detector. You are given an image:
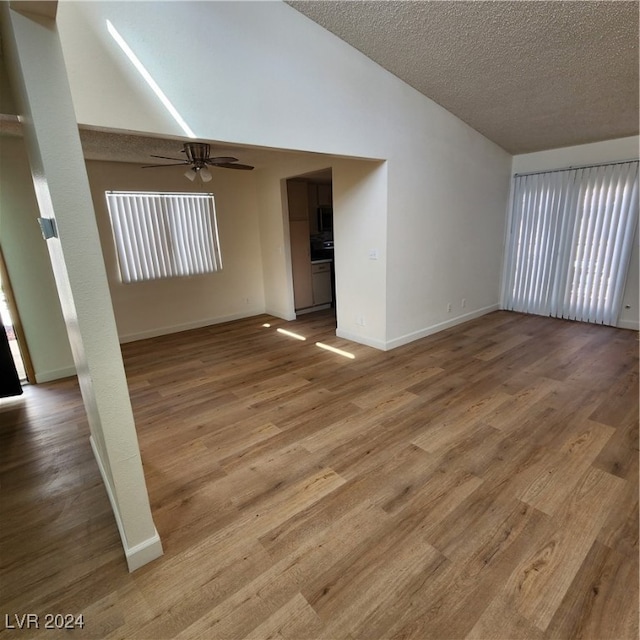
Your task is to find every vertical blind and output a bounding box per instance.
[502,161,639,326]
[105,191,222,283]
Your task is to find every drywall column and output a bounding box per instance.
[333,160,388,349]
[1,3,162,571]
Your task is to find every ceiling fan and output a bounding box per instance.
[142,142,254,182]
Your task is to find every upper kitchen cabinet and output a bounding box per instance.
[317,183,332,207]
[307,182,332,234]
[287,181,309,221]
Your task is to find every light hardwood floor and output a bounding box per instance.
[1,310,638,639]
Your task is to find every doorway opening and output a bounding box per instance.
[286,168,335,324]
[0,250,33,384]
[1,281,26,382]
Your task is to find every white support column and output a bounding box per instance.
[1,2,162,571]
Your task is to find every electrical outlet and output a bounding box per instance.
[356,315,365,326]
[461,298,466,308]
[368,248,379,260]
[447,303,452,313]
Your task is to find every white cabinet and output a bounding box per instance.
[311,262,332,305]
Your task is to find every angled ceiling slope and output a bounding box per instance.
[287,0,639,154]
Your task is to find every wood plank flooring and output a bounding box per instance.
[0,310,638,639]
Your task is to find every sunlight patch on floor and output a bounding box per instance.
[315,342,355,359]
[276,328,307,341]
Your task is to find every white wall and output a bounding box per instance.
[512,136,639,174]
[56,0,512,350]
[87,160,267,342]
[0,135,75,381]
[253,151,387,347]
[385,126,511,347]
[332,159,389,348]
[0,46,17,115]
[512,136,640,330]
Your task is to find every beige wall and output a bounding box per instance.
[86,160,267,342]
[0,135,74,381]
[1,133,379,376]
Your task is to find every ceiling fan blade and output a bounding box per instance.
[213,162,254,171]
[141,163,190,168]
[149,154,186,162]
[206,157,239,165]
[143,147,253,172]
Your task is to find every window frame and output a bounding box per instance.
[105,191,222,284]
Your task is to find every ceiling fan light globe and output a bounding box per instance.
[200,167,213,183]
[184,168,197,181]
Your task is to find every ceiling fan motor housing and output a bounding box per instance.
[142,143,252,173]
[184,143,210,166]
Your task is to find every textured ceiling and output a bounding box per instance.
[287,0,639,154]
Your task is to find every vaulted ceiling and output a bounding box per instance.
[1,1,637,164]
[287,0,639,154]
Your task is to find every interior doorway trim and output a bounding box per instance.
[0,246,36,383]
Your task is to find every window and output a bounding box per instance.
[502,161,638,326]
[105,191,222,283]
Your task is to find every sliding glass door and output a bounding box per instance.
[502,161,639,326]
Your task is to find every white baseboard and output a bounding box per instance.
[90,436,163,572]
[336,305,500,352]
[35,366,77,383]
[617,319,639,331]
[124,530,164,572]
[265,307,296,321]
[118,309,265,343]
[335,328,387,351]
[385,304,500,351]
